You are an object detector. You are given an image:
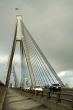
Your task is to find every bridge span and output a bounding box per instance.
[0,84,73,110]
[0,15,72,110]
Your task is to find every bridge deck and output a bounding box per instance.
[3,88,48,110]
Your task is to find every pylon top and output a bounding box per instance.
[16,15,23,41]
[16,15,22,20]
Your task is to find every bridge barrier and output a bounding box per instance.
[61,88,73,94]
[21,89,73,110]
[0,84,7,110]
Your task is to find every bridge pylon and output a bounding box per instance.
[5,15,36,88]
[5,15,64,88]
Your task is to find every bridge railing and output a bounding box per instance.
[22,89,73,109]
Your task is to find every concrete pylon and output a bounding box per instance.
[5,15,36,87]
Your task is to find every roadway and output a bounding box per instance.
[3,88,49,110]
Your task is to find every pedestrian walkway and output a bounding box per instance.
[3,89,48,110]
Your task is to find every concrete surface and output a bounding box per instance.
[0,85,6,110]
[3,89,49,110]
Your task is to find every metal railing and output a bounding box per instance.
[22,89,73,108]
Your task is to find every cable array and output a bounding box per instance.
[20,22,62,87]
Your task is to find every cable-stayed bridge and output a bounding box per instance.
[0,16,72,110]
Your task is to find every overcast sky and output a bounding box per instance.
[0,0,73,87]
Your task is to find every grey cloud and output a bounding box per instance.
[59,71,73,87]
[0,0,73,84]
